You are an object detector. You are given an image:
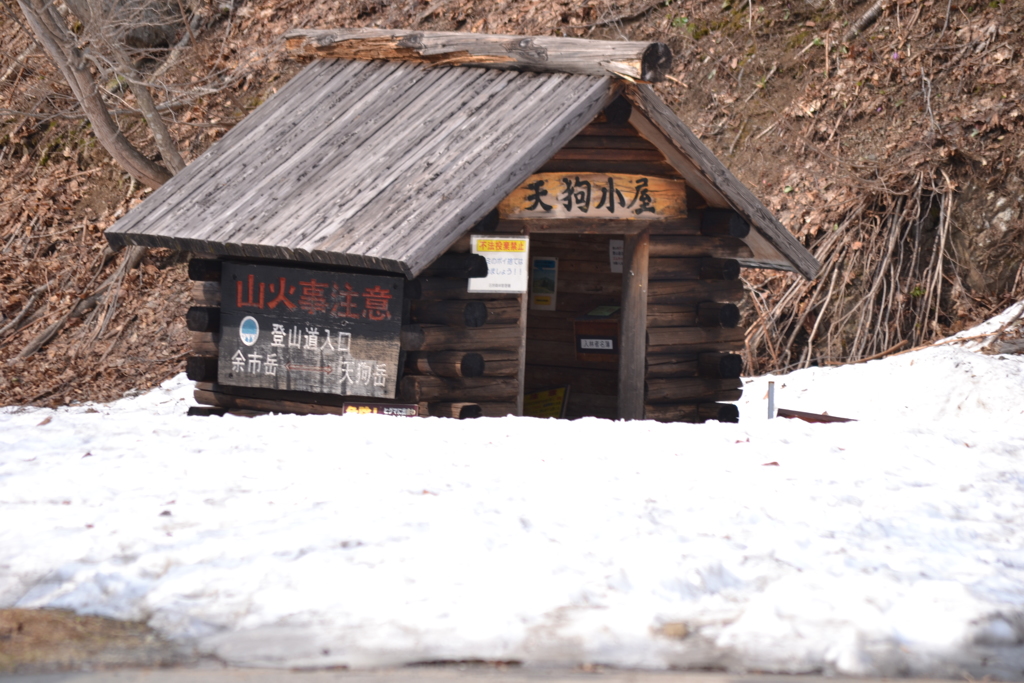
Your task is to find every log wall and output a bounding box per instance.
[641,209,750,423]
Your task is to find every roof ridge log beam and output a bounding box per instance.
[285,28,672,83]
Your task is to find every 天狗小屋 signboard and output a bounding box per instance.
[498,173,686,220]
[218,263,403,398]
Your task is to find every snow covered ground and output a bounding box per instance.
[2,305,1023,678]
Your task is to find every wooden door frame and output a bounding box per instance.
[516,223,649,420]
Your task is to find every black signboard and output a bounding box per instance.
[218,262,403,399]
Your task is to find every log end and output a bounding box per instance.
[461,352,485,377]
[641,42,673,83]
[701,210,750,239]
[188,258,222,282]
[186,356,218,382]
[700,402,739,423]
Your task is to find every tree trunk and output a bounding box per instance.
[16,0,173,188]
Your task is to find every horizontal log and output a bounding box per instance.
[400,376,518,402]
[647,326,745,348]
[421,402,483,419]
[481,300,522,325]
[186,355,218,382]
[466,349,520,377]
[188,259,221,282]
[649,236,754,259]
[562,136,658,151]
[645,377,743,403]
[191,331,219,357]
[420,253,489,279]
[405,351,485,378]
[649,257,740,281]
[577,122,640,137]
[400,324,522,352]
[548,148,665,163]
[648,279,744,305]
[644,352,742,379]
[697,302,741,328]
[186,306,220,333]
[646,302,739,328]
[644,402,740,423]
[284,28,673,83]
[537,160,678,177]
[700,209,750,238]
[647,339,745,356]
[405,279,521,301]
[525,339,619,370]
[410,300,488,327]
[191,281,221,306]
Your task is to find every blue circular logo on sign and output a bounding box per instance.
[239,316,259,346]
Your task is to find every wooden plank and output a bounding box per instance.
[645,377,743,403]
[624,83,820,279]
[285,29,674,83]
[650,236,753,259]
[618,229,649,420]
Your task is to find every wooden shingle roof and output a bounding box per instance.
[106,30,819,280]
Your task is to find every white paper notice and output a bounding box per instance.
[609,239,624,274]
[468,236,530,293]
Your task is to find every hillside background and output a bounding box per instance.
[1,0,1021,407]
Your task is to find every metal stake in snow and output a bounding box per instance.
[768,381,775,419]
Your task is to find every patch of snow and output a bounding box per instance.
[2,345,1024,677]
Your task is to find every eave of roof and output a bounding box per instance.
[105,59,618,277]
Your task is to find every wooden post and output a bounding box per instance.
[516,291,528,416]
[618,228,649,420]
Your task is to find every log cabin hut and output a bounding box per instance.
[105,29,820,422]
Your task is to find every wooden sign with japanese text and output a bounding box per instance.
[218,263,403,399]
[498,173,687,220]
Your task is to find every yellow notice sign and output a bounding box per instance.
[523,386,570,419]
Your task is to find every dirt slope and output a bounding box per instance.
[1,0,1021,405]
